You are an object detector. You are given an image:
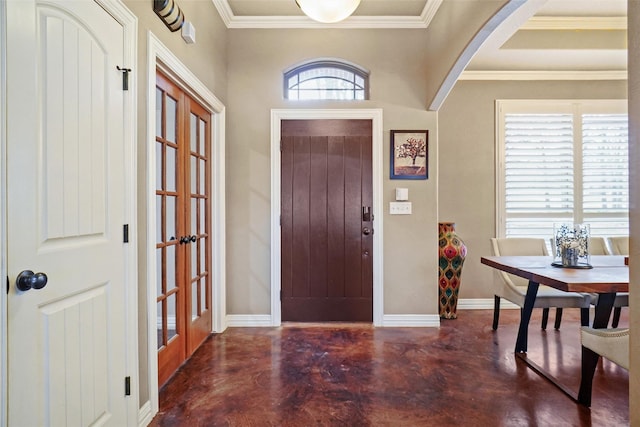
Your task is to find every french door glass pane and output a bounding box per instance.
[156,249,163,296]
[190,113,197,153]
[199,119,205,155]
[166,244,177,291]
[199,159,205,194]
[167,294,177,341]
[191,198,197,238]
[156,143,163,190]
[200,240,205,274]
[201,278,207,311]
[166,196,176,242]
[155,88,163,138]
[156,195,163,244]
[157,301,164,350]
[166,96,177,143]
[191,233,197,278]
[192,281,198,320]
[191,156,197,194]
[199,199,205,234]
[166,146,177,192]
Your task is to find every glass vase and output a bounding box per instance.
[553,223,591,267]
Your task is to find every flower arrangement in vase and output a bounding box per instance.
[553,223,591,268]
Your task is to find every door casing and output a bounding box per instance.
[1,3,8,425]
[271,109,384,326]
[144,32,226,423]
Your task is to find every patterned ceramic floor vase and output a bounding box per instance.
[438,222,467,319]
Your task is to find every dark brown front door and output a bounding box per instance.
[281,119,373,321]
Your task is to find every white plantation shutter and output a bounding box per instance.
[497,101,628,240]
[581,114,629,235]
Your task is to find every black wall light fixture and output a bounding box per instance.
[153,0,185,32]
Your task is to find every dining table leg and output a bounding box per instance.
[515,280,539,353]
[577,292,616,406]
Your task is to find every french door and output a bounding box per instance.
[156,71,212,386]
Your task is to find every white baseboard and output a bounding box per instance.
[382,314,441,327]
[457,298,519,310]
[225,314,442,327]
[138,400,154,427]
[224,300,517,328]
[226,314,274,327]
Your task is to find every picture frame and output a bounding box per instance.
[390,130,428,180]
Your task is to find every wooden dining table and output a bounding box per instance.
[480,255,629,406]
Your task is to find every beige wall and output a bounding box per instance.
[122,0,228,406]
[115,0,513,412]
[124,1,228,98]
[226,29,440,316]
[628,1,639,424]
[116,0,635,416]
[424,0,508,108]
[438,79,627,300]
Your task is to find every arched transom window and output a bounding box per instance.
[284,59,370,101]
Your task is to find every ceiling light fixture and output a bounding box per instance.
[295,0,361,24]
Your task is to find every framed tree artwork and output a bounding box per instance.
[390,130,428,179]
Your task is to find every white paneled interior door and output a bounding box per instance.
[6,0,134,425]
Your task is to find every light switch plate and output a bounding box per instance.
[395,188,409,201]
[390,202,412,215]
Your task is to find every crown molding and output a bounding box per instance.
[211,0,233,27]
[521,16,627,31]
[421,0,443,28]
[459,70,628,81]
[225,15,428,29]
[211,0,442,29]
[212,2,625,31]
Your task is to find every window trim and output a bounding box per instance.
[495,99,628,238]
[283,58,370,101]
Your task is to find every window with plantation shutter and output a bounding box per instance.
[581,113,629,235]
[496,100,628,240]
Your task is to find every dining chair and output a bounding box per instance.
[606,236,629,256]
[588,237,609,256]
[581,327,629,369]
[580,326,629,406]
[604,236,630,327]
[490,237,592,330]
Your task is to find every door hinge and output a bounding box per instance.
[280,140,283,151]
[280,290,282,301]
[6,277,9,295]
[123,224,129,243]
[125,376,131,396]
[116,66,131,91]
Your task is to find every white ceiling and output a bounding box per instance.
[223,0,431,20]
[213,0,628,77]
[213,0,442,28]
